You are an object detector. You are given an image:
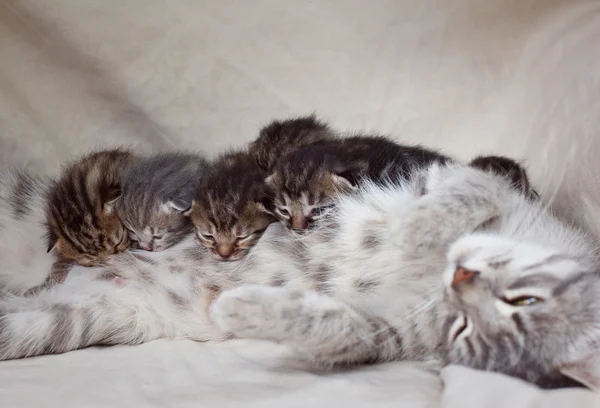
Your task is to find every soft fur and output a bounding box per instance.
[46,149,134,266]
[0,162,598,390]
[117,152,209,252]
[187,151,276,261]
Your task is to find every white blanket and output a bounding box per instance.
[1,0,600,406]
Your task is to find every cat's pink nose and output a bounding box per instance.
[291,216,308,230]
[451,266,479,288]
[139,242,153,251]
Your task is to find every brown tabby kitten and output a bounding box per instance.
[249,115,334,172]
[187,151,276,261]
[46,149,134,272]
[267,135,449,231]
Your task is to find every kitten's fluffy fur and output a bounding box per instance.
[266,134,449,230]
[46,149,134,266]
[117,152,208,252]
[1,162,599,390]
[187,152,276,261]
[249,115,335,173]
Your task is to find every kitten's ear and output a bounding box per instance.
[265,173,282,189]
[331,170,358,191]
[46,229,58,253]
[162,198,192,214]
[103,185,122,214]
[559,350,600,391]
[183,200,196,217]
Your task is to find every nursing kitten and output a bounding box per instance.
[46,149,134,267]
[267,135,449,230]
[187,151,276,261]
[2,162,600,391]
[249,115,334,172]
[117,152,209,252]
[469,155,539,199]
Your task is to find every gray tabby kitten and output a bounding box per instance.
[0,162,599,390]
[116,152,209,252]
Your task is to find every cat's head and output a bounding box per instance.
[46,149,134,266]
[118,195,194,252]
[443,233,600,390]
[266,146,357,232]
[116,153,206,252]
[187,152,277,261]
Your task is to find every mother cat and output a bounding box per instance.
[0,160,599,390]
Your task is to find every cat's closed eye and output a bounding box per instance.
[310,204,334,218]
[198,232,215,241]
[276,207,290,218]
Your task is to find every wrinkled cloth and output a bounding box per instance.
[1,0,600,406]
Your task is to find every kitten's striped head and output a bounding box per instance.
[443,234,600,390]
[187,152,276,261]
[267,146,357,233]
[117,152,207,252]
[46,149,134,266]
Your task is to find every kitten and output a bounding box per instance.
[248,115,335,172]
[2,162,600,391]
[46,149,134,267]
[186,151,276,261]
[266,135,449,230]
[469,155,539,199]
[117,152,209,252]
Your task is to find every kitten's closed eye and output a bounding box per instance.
[310,204,334,219]
[198,232,215,241]
[276,207,290,218]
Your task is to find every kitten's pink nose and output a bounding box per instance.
[451,267,479,288]
[216,244,234,259]
[139,242,154,251]
[291,216,308,230]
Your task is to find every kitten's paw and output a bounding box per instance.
[210,285,303,341]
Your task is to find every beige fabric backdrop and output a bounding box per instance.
[1,0,600,406]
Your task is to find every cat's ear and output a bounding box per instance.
[331,170,358,191]
[46,229,59,253]
[161,198,192,214]
[183,200,196,217]
[103,185,122,214]
[264,174,276,188]
[559,350,600,391]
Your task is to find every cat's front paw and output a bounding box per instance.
[210,285,299,341]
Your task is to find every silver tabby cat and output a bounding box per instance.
[116,152,209,252]
[0,162,599,390]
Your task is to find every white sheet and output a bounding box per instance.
[1,0,600,406]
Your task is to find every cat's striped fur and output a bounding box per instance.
[1,162,599,390]
[249,115,335,173]
[187,151,276,261]
[265,133,450,231]
[46,149,135,267]
[117,152,209,252]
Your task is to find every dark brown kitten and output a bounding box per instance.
[267,135,449,231]
[249,115,334,172]
[187,152,276,261]
[46,149,134,268]
[469,155,539,199]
